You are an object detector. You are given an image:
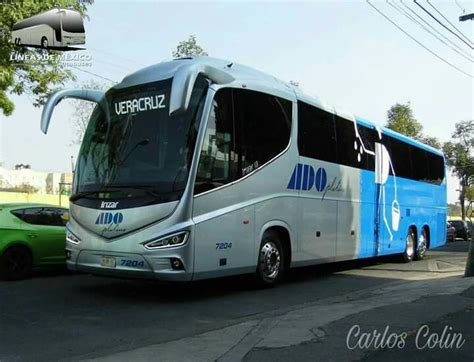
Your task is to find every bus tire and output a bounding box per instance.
[0,245,33,281]
[414,228,428,261]
[41,37,48,49]
[17,38,21,46]
[399,228,415,263]
[255,230,285,287]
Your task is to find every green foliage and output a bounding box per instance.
[0,0,93,116]
[443,120,474,220]
[1,182,39,193]
[421,136,442,150]
[172,35,208,58]
[448,203,461,216]
[386,102,423,140]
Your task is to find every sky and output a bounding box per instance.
[0,0,473,203]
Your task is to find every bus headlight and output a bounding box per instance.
[66,230,81,245]
[143,231,189,249]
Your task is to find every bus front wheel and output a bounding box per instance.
[255,230,285,287]
[41,37,48,49]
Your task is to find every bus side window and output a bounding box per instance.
[297,101,337,163]
[194,88,292,195]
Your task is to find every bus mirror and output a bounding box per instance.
[170,63,235,116]
[41,89,106,134]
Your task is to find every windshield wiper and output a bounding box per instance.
[70,190,103,201]
[102,185,170,199]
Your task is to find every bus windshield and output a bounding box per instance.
[62,11,85,33]
[74,76,208,206]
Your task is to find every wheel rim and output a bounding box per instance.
[406,233,415,258]
[42,39,48,48]
[260,241,281,280]
[6,249,29,275]
[418,233,427,258]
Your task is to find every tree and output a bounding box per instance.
[443,120,474,221]
[386,102,423,140]
[421,136,442,150]
[0,1,93,116]
[69,79,108,144]
[172,35,208,58]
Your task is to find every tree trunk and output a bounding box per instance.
[465,221,474,277]
[460,178,466,220]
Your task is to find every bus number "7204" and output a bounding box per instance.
[216,242,232,250]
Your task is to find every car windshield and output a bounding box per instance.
[74,76,208,206]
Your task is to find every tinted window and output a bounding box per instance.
[427,152,445,184]
[410,146,429,182]
[384,136,413,179]
[383,135,444,185]
[357,124,376,171]
[195,88,292,194]
[335,116,360,169]
[62,12,85,33]
[298,101,337,162]
[12,208,68,227]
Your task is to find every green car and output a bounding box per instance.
[0,203,69,280]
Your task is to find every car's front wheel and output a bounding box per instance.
[0,245,33,281]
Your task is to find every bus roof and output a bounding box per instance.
[117,56,443,157]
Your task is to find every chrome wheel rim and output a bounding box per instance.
[418,233,427,258]
[260,241,281,280]
[42,39,48,48]
[406,233,415,258]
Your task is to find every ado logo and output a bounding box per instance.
[95,212,124,225]
[287,163,343,199]
[287,163,327,191]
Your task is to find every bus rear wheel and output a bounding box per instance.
[41,37,48,49]
[399,228,415,263]
[414,228,428,261]
[255,230,285,287]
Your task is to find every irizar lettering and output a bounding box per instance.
[114,94,166,115]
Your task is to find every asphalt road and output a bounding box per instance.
[0,241,469,362]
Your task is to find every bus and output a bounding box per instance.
[40,57,447,286]
[12,8,85,49]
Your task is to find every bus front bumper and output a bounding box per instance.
[66,248,193,282]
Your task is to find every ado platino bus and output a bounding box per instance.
[41,57,447,286]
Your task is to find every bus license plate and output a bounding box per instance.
[101,256,116,268]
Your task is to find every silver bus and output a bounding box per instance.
[12,8,85,49]
[41,57,447,286]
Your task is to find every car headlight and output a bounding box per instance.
[143,231,189,250]
[66,230,81,245]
